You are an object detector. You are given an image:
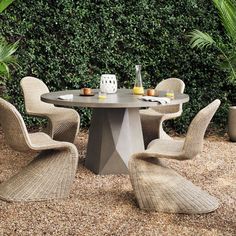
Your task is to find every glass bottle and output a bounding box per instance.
[133,65,144,95]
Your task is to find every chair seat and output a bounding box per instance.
[39,107,77,118]
[29,132,74,150]
[145,139,185,160]
[140,107,182,119]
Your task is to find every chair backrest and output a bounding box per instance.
[183,99,221,159]
[0,98,31,152]
[153,78,185,113]
[155,78,185,93]
[20,76,54,115]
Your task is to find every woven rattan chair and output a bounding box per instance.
[140,78,185,147]
[0,98,78,202]
[129,99,221,214]
[20,76,80,143]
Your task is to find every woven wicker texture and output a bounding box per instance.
[0,98,78,202]
[129,156,219,214]
[140,78,185,147]
[20,76,80,143]
[129,100,221,213]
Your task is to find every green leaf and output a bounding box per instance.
[0,62,9,75]
[189,30,215,49]
[0,62,9,84]
[213,0,236,44]
[0,38,18,83]
[0,38,18,65]
[0,0,15,13]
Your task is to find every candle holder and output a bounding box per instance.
[100,74,117,94]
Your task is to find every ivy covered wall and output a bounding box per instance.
[0,0,232,132]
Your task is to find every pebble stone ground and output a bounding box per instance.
[0,129,235,236]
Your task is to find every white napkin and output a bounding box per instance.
[139,96,171,105]
[58,94,73,100]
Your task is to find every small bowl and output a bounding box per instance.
[82,88,92,95]
[147,89,155,96]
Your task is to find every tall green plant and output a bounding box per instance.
[189,0,236,84]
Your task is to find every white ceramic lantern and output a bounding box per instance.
[100,74,117,94]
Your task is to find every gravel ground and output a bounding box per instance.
[0,129,235,236]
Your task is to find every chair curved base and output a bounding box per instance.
[0,148,78,202]
[50,121,79,143]
[46,113,79,143]
[140,113,172,148]
[129,155,219,214]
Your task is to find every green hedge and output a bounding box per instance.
[0,0,233,132]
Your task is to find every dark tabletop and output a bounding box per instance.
[41,89,189,108]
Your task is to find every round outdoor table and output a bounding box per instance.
[41,89,189,175]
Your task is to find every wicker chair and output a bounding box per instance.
[0,98,78,202]
[129,99,221,214]
[140,78,185,147]
[20,76,80,143]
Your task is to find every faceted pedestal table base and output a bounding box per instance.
[85,108,144,174]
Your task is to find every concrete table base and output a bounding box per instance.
[85,108,144,175]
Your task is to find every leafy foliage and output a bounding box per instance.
[0,0,232,132]
[0,37,18,85]
[213,0,236,43]
[189,0,236,86]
